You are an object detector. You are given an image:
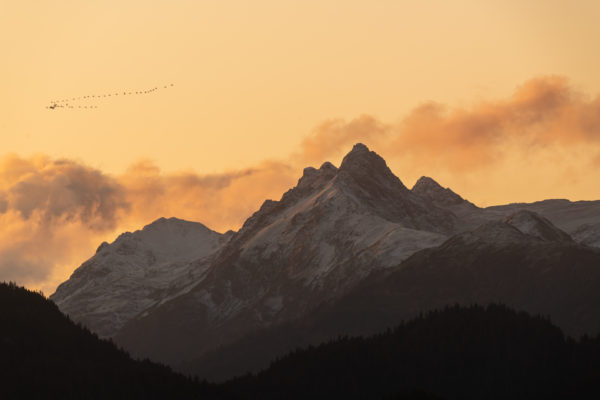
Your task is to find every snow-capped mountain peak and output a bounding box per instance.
[444,210,573,248]
[50,217,225,338]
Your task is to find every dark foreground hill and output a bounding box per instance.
[0,282,218,399]
[219,304,600,400]
[4,281,600,399]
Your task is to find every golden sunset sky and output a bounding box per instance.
[1,0,600,293]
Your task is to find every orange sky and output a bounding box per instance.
[1,1,600,293]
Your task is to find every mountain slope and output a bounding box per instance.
[50,217,226,337]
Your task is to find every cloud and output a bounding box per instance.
[390,76,600,170]
[0,154,128,230]
[119,159,297,232]
[295,114,390,165]
[294,76,600,172]
[0,155,298,294]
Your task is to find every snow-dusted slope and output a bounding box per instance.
[50,217,226,337]
[230,144,455,288]
[115,144,458,364]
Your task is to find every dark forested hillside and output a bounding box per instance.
[0,282,218,399]
[220,305,600,400]
[4,281,600,399]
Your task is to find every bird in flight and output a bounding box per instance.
[46,83,175,110]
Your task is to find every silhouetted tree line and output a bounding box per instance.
[2,281,600,399]
[219,304,600,400]
[0,282,220,399]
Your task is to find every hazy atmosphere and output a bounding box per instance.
[2,0,600,294]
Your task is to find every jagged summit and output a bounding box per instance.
[503,210,573,243]
[240,142,452,238]
[412,176,475,208]
[297,161,338,191]
[338,143,409,192]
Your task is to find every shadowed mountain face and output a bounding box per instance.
[51,143,600,373]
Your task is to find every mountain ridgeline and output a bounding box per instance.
[49,143,600,382]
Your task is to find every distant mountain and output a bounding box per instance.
[50,217,227,338]
[51,143,600,373]
[187,210,600,380]
[0,282,216,399]
[221,305,600,400]
[486,198,600,234]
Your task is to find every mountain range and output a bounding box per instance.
[50,143,600,377]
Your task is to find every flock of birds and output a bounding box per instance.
[46,83,174,110]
